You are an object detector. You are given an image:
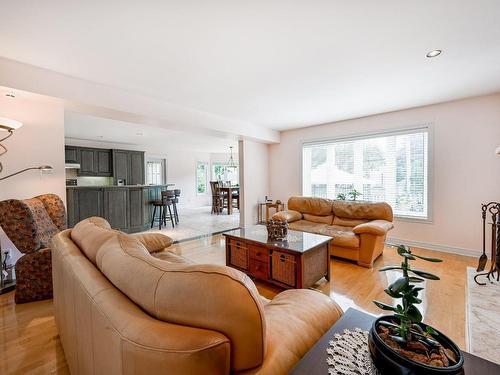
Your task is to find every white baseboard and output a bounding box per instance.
[386,237,478,258]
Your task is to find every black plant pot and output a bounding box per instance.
[368,316,464,375]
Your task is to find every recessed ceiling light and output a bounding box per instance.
[97,135,104,139]
[5,92,16,98]
[426,49,442,58]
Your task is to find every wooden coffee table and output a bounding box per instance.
[290,308,500,374]
[223,225,331,289]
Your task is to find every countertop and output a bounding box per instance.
[66,184,174,189]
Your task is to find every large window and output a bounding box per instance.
[196,162,209,194]
[212,162,239,185]
[146,159,165,185]
[302,128,429,219]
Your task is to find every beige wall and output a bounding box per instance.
[269,94,500,255]
[0,90,65,260]
[0,92,65,201]
[239,139,269,226]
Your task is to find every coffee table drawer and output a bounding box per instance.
[249,259,268,280]
[249,245,268,261]
[271,251,296,287]
[229,239,248,270]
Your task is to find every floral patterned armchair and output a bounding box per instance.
[0,194,66,303]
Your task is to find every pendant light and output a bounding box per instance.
[226,146,237,170]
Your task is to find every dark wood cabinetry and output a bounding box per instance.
[65,146,113,177]
[66,185,168,233]
[66,188,104,228]
[65,146,144,180]
[112,150,145,185]
[65,146,79,164]
[103,188,129,231]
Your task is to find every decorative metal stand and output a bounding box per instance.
[475,202,500,285]
[0,243,16,294]
[266,219,288,241]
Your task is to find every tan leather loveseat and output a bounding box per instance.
[273,197,394,268]
[51,217,343,375]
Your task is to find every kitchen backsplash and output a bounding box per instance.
[66,169,114,186]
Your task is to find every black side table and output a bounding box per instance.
[290,308,500,375]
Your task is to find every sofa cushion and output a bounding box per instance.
[95,233,266,372]
[333,216,369,227]
[288,196,333,216]
[239,289,343,374]
[272,210,302,223]
[317,225,360,248]
[332,200,393,221]
[303,214,334,225]
[288,220,330,234]
[70,217,117,264]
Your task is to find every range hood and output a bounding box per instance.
[65,163,81,169]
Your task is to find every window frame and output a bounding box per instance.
[196,161,209,195]
[146,158,166,185]
[300,125,434,223]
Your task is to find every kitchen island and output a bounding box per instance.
[66,184,174,233]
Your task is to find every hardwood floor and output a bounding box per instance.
[0,235,476,374]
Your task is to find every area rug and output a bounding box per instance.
[466,267,500,364]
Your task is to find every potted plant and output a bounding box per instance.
[348,189,362,201]
[368,245,464,375]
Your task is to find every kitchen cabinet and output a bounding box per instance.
[112,150,145,185]
[65,146,79,164]
[66,185,169,233]
[78,148,112,177]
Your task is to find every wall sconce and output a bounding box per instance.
[0,117,53,181]
[496,146,500,156]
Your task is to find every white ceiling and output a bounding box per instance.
[1,1,500,131]
[65,111,238,154]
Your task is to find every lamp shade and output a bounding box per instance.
[0,117,23,131]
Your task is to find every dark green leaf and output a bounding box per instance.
[413,254,443,263]
[400,252,416,260]
[379,266,403,272]
[384,288,402,298]
[397,245,409,256]
[407,305,423,323]
[409,277,424,283]
[388,277,408,294]
[373,301,396,311]
[410,269,440,280]
[406,295,422,304]
[426,326,438,336]
[412,287,424,296]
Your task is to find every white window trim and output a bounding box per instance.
[299,124,434,223]
[196,161,209,195]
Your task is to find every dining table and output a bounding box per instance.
[219,186,239,215]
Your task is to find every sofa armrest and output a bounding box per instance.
[131,233,173,253]
[353,220,394,236]
[272,210,302,223]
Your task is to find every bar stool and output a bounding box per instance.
[161,190,176,229]
[172,189,181,224]
[150,199,165,230]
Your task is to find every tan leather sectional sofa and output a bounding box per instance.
[51,217,343,375]
[273,197,394,268]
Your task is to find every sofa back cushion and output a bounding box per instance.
[332,217,369,227]
[70,217,117,264]
[303,213,334,225]
[95,232,266,372]
[288,196,333,216]
[332,201,393,222]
